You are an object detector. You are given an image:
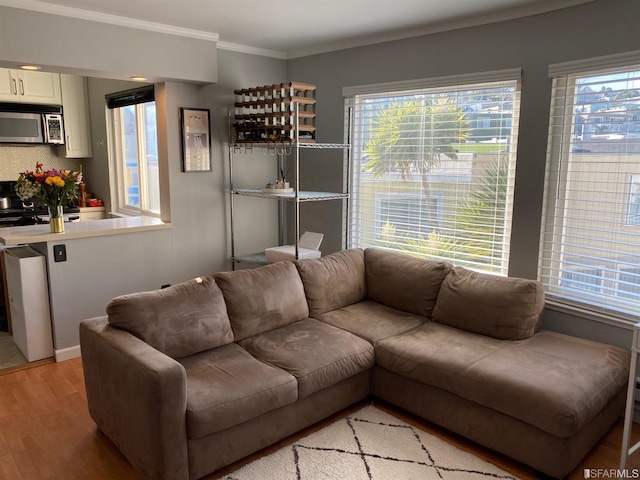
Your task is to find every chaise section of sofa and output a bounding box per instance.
[371,262,630,478]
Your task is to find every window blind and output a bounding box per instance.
[540,63,640,319]
[346,74,521,275]
[106,85,154,109]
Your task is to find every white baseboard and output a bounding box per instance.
[54,345,81,362]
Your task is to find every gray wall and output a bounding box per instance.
[31,230,173,350]
[0,6,217,83]
[286,0,640,349]
[201,51,288,260]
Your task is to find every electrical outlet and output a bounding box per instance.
[53,244,67,262]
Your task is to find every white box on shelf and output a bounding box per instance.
[264,246,320,263]
[265,231,323,263]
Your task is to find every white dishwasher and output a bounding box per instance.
[5,246,53,362]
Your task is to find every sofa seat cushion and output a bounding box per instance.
[432,267,544,340]
[178,343,297,439]
[316,300,426,344]
[239,318,374,398]
[364,248,452,318]
[376,322,630,437]
[295,249,366,317]
[107,276,234,359]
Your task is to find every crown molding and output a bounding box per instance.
[216,41,286,60]
[0,0,593,59]
[0,0,219,42]
[286,0,595,59]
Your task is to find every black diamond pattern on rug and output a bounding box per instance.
[223,405,519,479]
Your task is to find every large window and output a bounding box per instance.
[540,56,640,319]
[345,70,521,275]
[107,86,160,216]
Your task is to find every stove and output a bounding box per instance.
[0,181,80,227]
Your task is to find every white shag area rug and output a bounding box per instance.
[222,405,519,480]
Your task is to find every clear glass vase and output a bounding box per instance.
[48,205,64,234]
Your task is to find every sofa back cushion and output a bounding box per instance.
[432,267,545,340]
[214,261,309,341]
[106,276,233,358]
[365,248,452,318]
[295,249,366,317]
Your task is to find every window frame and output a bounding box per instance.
[540,52,640,323]
[106,87,161,218]
[343,69,521,275]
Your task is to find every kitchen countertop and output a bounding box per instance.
[0,216,170,245]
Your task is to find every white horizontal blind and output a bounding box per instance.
[540,63,640,319]
[346,75,521,275]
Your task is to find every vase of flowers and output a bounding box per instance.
[15,163,82,234]
[47,205,64,233]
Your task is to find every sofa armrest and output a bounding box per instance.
[80,317,188,480]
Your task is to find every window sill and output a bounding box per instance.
[545,298,638,331]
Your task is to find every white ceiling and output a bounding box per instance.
[2,0,593,58]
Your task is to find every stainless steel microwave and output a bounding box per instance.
[0,103,64,144]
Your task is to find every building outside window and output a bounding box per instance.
[344,70,521,275]
[561,266,605,294]
[618,266,640,300]
[540,57,640,320]
[628,175,640,225]
[107,86,160,217]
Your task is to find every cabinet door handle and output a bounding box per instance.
[12,78,17,95]
[19,79,24,95]
[66,136,70,149]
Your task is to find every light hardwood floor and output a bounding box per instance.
[1,357,640,480]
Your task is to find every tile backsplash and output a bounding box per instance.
[0,145,82,181]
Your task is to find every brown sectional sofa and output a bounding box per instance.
[79,247,630,480]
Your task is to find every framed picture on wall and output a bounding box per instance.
[180,107,212,172]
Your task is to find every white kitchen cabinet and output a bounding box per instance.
[0,69,16,99]
[0,68,62,105]
[4,247,53,362]
[60,74,92,158]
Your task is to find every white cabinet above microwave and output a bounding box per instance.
[0,69,62,105]
[60,74,92,158]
